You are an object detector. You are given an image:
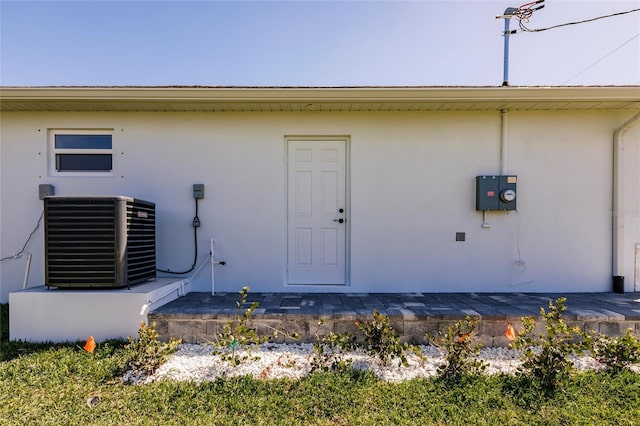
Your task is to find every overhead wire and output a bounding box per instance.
[511,0,545,22]
[562,33,640,85]
[500,1,640,84]
[513,3,640,33]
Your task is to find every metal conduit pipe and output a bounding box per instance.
[481,109,510,229]
[500,109,509,175]
[612,110,640,292]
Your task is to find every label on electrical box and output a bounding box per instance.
[507,176,517,184]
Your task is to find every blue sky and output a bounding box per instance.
[1,0,638,87]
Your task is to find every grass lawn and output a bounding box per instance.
[1,304,640,425]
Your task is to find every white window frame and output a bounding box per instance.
[49,129,114,177]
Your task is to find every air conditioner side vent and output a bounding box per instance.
[44,196,156,288]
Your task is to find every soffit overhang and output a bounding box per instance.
[1,86,638,112]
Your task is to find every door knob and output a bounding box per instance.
[333,218,344,223]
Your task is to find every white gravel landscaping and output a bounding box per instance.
[123,342,640,385]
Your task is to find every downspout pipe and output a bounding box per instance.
[612,110,640,292]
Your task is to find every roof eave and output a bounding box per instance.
[1,86,639,111]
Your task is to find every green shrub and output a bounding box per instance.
[210,286,271,365]
[511,297,584,396]
[356,309,420,367]
[124,321,181,375]
[430,316,486,384]
[310,319,357,372]
[591,328,640,372]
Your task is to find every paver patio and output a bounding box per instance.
[149,292,640,347]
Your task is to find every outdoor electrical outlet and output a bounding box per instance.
[193,183,205,199]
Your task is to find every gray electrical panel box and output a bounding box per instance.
[476,175,517,211]
[193,184,205,199]
[39,184,55,200]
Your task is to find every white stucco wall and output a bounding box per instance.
[1,109,637,300]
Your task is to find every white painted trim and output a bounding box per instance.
[48,128,115,177]
[2,86,638,112]
[3,86,639,102]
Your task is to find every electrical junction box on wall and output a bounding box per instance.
[476,175,517,211]
[193,184,205,199]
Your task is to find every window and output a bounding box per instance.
[50,130,113,175]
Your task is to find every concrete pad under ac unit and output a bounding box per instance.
[9,279,187,343]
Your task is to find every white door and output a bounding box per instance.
[287,139,347,285]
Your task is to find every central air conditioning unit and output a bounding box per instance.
[44,196,156,288]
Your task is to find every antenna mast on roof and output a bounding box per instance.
[496,0,545,86]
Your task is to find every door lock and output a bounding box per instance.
[333,218,345,223]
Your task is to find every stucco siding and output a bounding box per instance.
[0,109,636,300]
